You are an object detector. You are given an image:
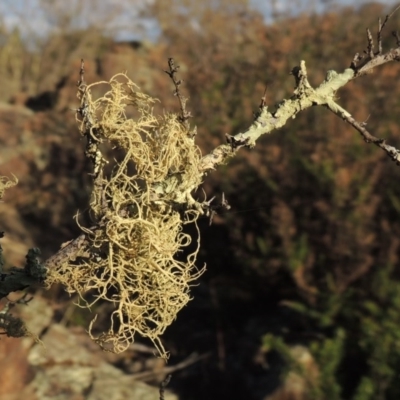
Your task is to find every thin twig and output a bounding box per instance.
[259,86,268,109]
[325,100,400,164]
[254,85,268,120]
[164,58,192,129]
[207,192,231,225]
[366,28,374,58]
[77,58,85,88]
[131,352,209,382]
[352,5,400,74]
[386,4,400,23]
[378,4,400,53]
[393,30,400,46]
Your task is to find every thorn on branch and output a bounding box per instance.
[77,59,85,88]
[291,61,313,95]
[203,196,216,208]
[254,86,268,120]
[164,58,192,130]
[350,53,363,69]
[204,192,231,226]
[221,192,231,210]
[259,86,268,109]
[360,115,370,128]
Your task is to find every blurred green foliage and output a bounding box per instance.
[263,263,400,399]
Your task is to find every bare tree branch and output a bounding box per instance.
[200,6,400,172]
[164,58,193,130]
[325,100,400,164]
[199,63,355,172]
[351,4,400,75]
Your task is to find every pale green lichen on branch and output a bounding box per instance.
[45,73,206,357]
[199,64,356,172]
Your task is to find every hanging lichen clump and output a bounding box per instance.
[46,71,206,357]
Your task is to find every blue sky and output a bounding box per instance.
[250,0,399,22]
[0,0,398,42]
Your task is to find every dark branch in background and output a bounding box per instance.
[393,30,400,46]
[164,58,193,131]
[0,293,33,337]
[0,247,46,297]
[0,230,46,299]
[0,176,46,304]
[76,59,108,219]
[132,352,208,381]
[77,59,105,174]
[159,374,171,400]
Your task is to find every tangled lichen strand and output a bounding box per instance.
[89,75,202,188]
[0,175,17,200]
[46,74,205,357]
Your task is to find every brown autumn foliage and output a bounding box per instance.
[1,1,400,399]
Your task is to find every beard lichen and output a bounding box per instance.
[45,74,205,357]
[0,175,17,200]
